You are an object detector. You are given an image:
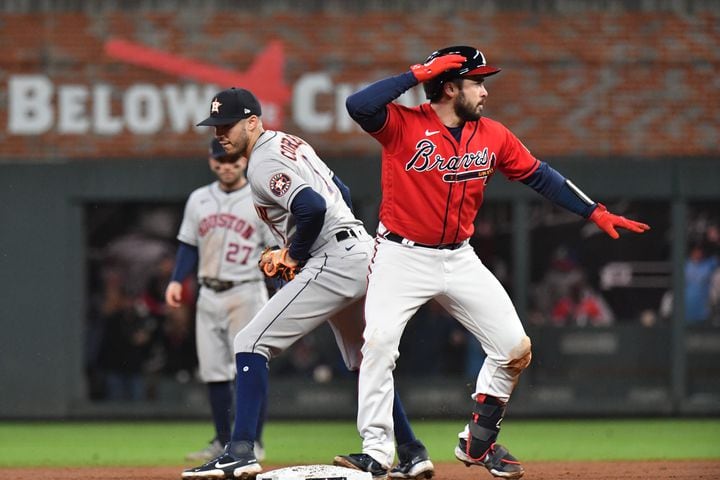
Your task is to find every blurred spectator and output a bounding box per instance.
[709,268,720,326]
[104,207,177,296]
[96,268,158,401]
[656,241,720,326]
[705,223,720,256]
[141,253,197,392]
[160,304,197,381]
[140,252,176,320]
[700,221,720,325]
[550,274,615,327]
[85,205,201,401]
[530,245,585,325]
[639,309,659,327]
[471,217,511,289]
[685,242,719,324]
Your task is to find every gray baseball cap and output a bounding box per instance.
[197,88,262,126]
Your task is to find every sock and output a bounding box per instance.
[392,387,417,446]
[231,352,269,444]
[208,381,233,445]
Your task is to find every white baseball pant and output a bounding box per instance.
[357,237,528,467]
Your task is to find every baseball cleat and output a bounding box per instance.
[454,440,524,479]
[186,438,224,462]
[389,440,434,479]
[183,442,262,479]
[334,453,389,479]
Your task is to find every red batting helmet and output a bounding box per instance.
[421,46,501,101]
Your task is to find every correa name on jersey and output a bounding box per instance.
[279,134,306,162]
[198,213,257,238]
[405,139,496,182]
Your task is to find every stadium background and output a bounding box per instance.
[0,0,719,429]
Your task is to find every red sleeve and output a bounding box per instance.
[496,124,540,181]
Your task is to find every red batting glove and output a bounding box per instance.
[410,54,466,83]
[589,203,650,239]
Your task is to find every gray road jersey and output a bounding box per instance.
[177,181,274,281]
[246,130,362,254]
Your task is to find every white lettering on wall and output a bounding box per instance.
[6,74,424,137]
[293,73,333,133]
[164,85,212,133]
[58,85,89,134]
[9,75,53,134]
[125,84,163,134]
[7,75,218,136]
[93,84,123,135]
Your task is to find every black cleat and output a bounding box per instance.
[389,440,434,480]
[334,453,389,479]
[455,440,524,479]
[182,442,262,479]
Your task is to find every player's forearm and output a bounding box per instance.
[521,161,597,218]
[289,187,326,262]
[522,162,650,238]
[170,241,199,282]
[345,72,417,132]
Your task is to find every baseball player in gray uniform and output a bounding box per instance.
[182,88,433,480]
[166,138,275,463]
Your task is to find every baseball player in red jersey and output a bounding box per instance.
[334,46,650,479]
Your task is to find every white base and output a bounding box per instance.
[257,465,371,480]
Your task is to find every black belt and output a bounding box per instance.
[200,277,238,293]
[335,229,359,242]
[384,232,465,250]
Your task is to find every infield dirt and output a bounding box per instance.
[2,460,719,480]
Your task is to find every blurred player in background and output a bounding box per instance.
[335,45,649,479]
[182,88,434,480]
[166,138,275,462]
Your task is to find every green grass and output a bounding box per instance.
[0,419,718,467]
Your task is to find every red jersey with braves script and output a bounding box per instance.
[371,102,539,245]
